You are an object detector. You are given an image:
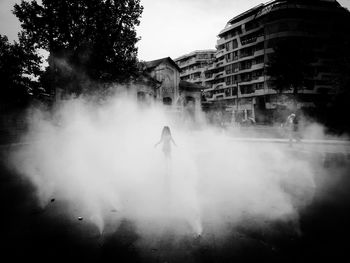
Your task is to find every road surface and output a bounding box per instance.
[1,140,350,262]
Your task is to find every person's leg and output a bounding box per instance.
[296,130,301,143]
[288,129,293,147]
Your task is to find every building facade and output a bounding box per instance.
[174,50,216,87]
[143,57,203,121]
[203,0,350,124]
[144,57,181,106]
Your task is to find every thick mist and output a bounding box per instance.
[10,89,318,240]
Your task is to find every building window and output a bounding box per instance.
[254,56,264,65]
[233,51,238,61]
[226,53,232,62]
[240,85,254,94]
[256,82,264,90]
[163,97,172,105]
[232,87,238,96]
[225,42,231,51]
[232,39,238,49]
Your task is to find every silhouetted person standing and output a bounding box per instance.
[155,126,177,158]
[285,113,300,146]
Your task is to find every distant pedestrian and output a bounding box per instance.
[285,113,301,146]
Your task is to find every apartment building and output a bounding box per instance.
[174,50,216,87]
[203,0,350,124]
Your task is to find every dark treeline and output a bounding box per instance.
[266,12,350,134]
[1,0,143,110]
[0,0,143,143]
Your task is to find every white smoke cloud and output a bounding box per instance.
[10,88,317,241]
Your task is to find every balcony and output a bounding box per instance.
[239,52,254,59]
[241,37,257,46]
[178,58,197,67]
[205,75,215,81]
[242,76,265,84]
[239,64,252,71]
[254,49,264,56]
[256,36,264,42]
[213,72,224,79]
[206,64,216,71]
[251,63,264,70]
[213,83,225,90]
[183,66,204,74]
[216,62,225,68]
[240,78,253,83]
[216,50,225,59]
[217,38,226,46]
[191,77,202,82]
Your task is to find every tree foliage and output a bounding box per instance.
[13,0,143,94]
[266,37,314,95]
[324,28,350,133]
[0,34,42,108]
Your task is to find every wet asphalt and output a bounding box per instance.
[1,143,350,263]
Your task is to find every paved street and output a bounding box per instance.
[1,139,350,262]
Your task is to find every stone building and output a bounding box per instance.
[142,57,204,121]
[144,57,181,106]
[130,72,161,105]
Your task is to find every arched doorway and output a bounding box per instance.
[185,96,195,105]
[137,91,146,102]
[163,97,172,105]
[184,96,195,119]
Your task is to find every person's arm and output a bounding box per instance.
[171,137,177,146]
[284,117,290,127]
[154,138,162,148]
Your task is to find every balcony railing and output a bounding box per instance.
[214,72,224,79]
[213,83,224,90]
[177,58,197,67]
[216,50,225,58]
[254,49,264,56]
[239,64,252,70]
[251,63,264,70]
[239,52,254,59]
[241,37,257,46]
[181,67,204,75]
[217,38,226,46]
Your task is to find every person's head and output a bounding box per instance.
[161,126,171,137]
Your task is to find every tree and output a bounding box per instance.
[0,34,42,108]
[266,37,314,96]
[13,0,143,94]
[324,26,350,133]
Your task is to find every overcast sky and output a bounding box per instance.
[1,0,350,61]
